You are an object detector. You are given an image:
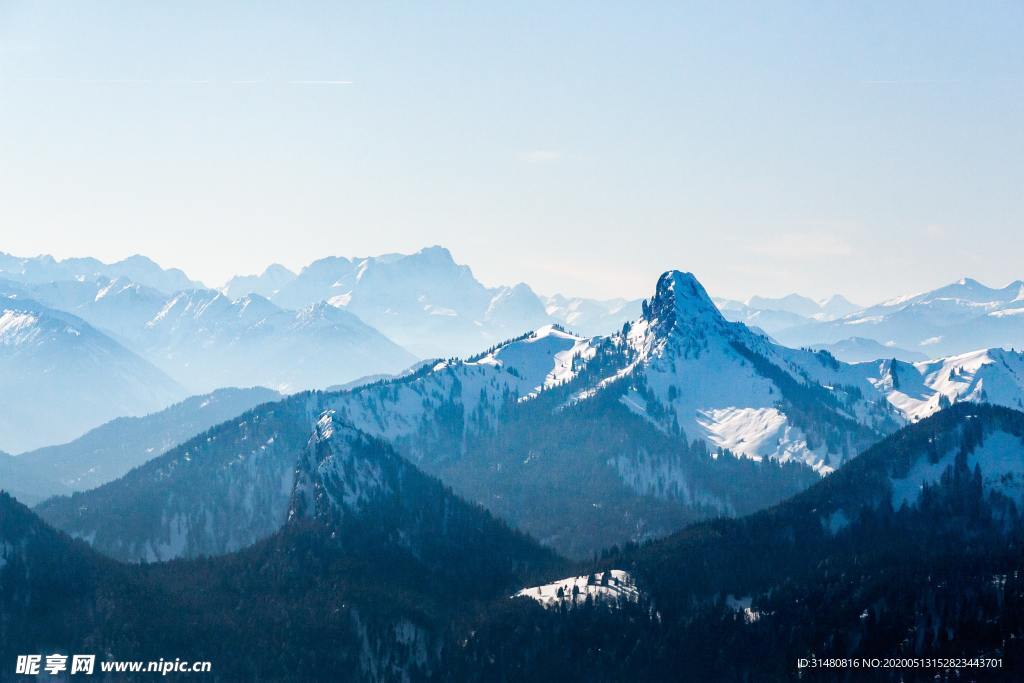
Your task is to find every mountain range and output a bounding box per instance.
[224,246,640,357]
[5,245,1024,679]
[36,271,883,561]
[2,277,417,393]
[0,251,199,293]
[34,269,1024,567]
[6,402,1024,680]
[776,277,1024,358]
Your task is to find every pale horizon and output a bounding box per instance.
[4,2,1023,303]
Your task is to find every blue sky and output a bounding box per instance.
[1,1,1022,303]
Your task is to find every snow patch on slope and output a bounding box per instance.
[514,570,640,609]
[890,430,1024,507]
[696,407,832,474]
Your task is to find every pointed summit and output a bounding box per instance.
[643,271,727,333]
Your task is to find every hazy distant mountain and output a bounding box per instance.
[746,293,823,318]
[777,277,1024,356]
[222,247,640,356]
[745,293,861,320]
[137,291,417,392]
[11,278,418,393]
[0,452,73,506]
[811,336,927,363]
[0,297,183,453]
[5,387,281,505]
[0,251,201,294]
[542,294,641,336]
[714,292,861,335]
[715,301,812,334]
[258,246,551,357]
[221,263,297,299]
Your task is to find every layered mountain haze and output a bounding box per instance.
[4,387,281,505]
[0,251,201,293]
[0,296,183,453]
[778,276,1024,356]
[35,270,913,561]
[714,292,861,335]
[262,246,553,358]
[221,263,297,299]
[7,277,417,393]
[137,292,416,392]
[811,336,927,363]
[7,244,1024,679]
[226,246,642,357]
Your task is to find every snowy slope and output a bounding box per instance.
[324,325,590,459]
[870,348,1024,422]
[889,428,1024,508]
[514,570,641,609]
[563,272,895,473]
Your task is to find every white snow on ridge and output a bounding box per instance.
[879,349,1024,423]
[514,570,641,609]
[466,324,591,398]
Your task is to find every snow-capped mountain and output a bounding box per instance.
[222,246,641,357]
[139,291,417,392]
[776,277,1024,357]
[0,251,201,294]
[0,297,183,453]
[34,269,1024,560]
[257,246,551,357]
[326,271,894,476]
[37,276,840,559]
[8,278,418,393]
[869,348,1024,422]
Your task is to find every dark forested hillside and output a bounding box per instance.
[2,417,561,681]
[7,406,1024,680]
[446,404,1024,681]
